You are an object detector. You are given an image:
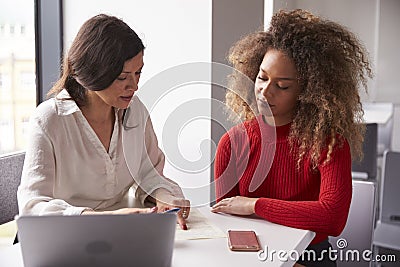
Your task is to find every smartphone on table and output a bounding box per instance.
[227,230,261,251]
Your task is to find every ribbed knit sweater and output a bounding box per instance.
[214,116,352,244]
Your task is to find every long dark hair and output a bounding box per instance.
[48,14,145,106]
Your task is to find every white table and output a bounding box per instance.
[0,206,315,267]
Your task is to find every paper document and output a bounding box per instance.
[175,208,226,241]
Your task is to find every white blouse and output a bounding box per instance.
[17,90,183,216]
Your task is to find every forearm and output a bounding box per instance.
[18,190,88,216]
[255,196,351,236]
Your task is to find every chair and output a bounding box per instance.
[329,180,376,267]
[362,102,394,156]
[373,151,400,251]
[0,152,25,225]
[352,123,378,180]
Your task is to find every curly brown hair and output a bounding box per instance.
[226,9,373,167]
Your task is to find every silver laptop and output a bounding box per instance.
[16,213,177,267]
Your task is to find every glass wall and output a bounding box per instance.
[0,0,36,155]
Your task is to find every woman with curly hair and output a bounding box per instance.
[211,9,372,266]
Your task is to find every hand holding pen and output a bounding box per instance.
[163,208,188,230]
[162,205,190,230]
[154,189,191,230]
[163,208,181,214]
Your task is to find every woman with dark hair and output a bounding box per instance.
[211,9,372,266]
[17,14,189,229]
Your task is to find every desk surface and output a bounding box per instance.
[0,206,314,267]
[173,207,315,267]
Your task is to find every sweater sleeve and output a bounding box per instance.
[254,140,353,237]
[214,132,240,202]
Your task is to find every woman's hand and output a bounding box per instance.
[82,207,158,215]
[157,198,191,230]
[153,188,191,230]
[211,196,258,215]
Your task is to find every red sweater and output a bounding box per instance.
[214,116,352,244]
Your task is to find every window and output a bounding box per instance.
[0,73,11,91]
[0,119,14,152]
[20,72,35,89]
[21,116,30,136]
[0,0,36,155]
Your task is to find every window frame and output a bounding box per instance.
[34,0,63,105]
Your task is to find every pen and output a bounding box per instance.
[163,208,180,214]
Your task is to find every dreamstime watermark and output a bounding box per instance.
[257,238,398,263]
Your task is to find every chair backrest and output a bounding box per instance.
[329,180,376,267]
[352,123,378,179]
[380,151,400,223]
[363,102,394,156]
[0,151,25,224]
